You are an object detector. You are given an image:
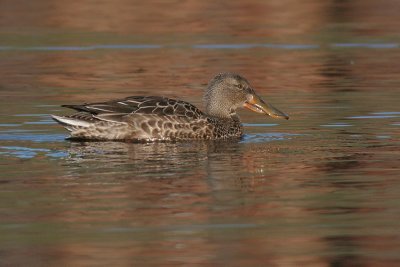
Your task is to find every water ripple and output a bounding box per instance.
[347,115,398,119]
[0,124,21,127]
[0,133,65,142]
[321,123,353,127]
[0,146,67,159]
[372,112,400,115]
[332,43,399,48]
[0,42,398,51]
[347,111,400,119]
[241,133,301,143]
[242,123,278,127]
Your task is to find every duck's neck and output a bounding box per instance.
[205,106,240,122]
[204,84,233,118]
[205,108,234,119]
[204,99,235,119]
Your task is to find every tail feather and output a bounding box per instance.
[51,115,91,131]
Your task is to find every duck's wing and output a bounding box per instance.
[62,96,204,122]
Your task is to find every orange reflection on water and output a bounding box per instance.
[1,0,400,266]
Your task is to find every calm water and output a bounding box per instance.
[1,1,400,266]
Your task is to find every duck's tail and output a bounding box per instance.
[51,115,91,132]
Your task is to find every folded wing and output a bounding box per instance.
[62,96,203,123]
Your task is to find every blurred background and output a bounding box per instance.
[1,0,400,266]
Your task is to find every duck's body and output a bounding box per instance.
[53,96,242,141]
[52,73,288,142]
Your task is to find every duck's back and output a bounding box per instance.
[52,96,240,141]
[62,96,203,118]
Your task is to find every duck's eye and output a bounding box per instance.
[237,84,243,89]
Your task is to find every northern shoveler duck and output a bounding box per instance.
[52,73,289,141]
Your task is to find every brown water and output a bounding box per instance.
[1,0,400,266]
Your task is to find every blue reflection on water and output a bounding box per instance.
[348,115,397,119]
[0,124,21,127]
[26,44,162,51]
[193,44,259,49]
[241,133,301,143]
[0,133,65,142]
[0,146,68,159]
[332,43,399,48]
[321,123,353,127]
[372,112,400,115]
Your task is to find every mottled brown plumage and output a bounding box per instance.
[52,73,288,142]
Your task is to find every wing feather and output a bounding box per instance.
[61,96,204,123]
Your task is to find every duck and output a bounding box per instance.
[52,72,289,142]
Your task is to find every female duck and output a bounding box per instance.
[52,73,289,141]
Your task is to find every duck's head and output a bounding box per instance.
[204,72,289,120]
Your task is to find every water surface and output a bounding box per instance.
[1,0,400,266]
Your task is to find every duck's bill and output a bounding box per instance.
[243,94,289,120]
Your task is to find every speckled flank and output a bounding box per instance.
[58,113,242,141]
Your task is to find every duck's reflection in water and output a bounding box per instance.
[62,138,290,184]
[63,140,229,178]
